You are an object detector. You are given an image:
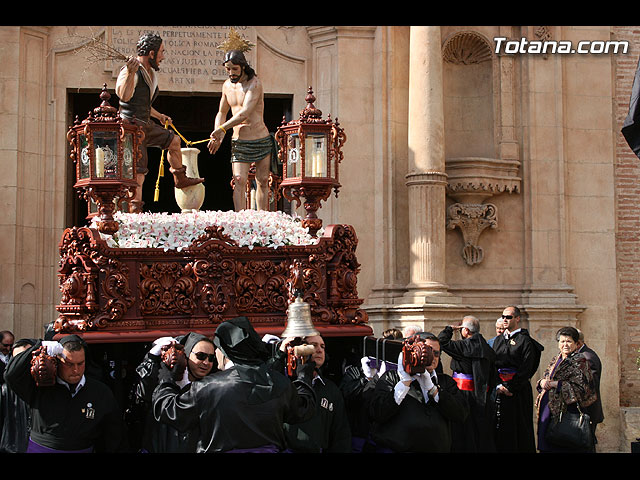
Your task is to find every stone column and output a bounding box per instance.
[403,26,456,304]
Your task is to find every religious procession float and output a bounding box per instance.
[54,84,372,390]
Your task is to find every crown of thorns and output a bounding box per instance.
[217,28,255,53]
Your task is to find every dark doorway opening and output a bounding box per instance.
[66,89,292,228]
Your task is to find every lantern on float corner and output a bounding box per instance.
[67,84,144,234]
[275,87,346,235]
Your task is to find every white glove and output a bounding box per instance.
[379,360,388,377]
[394,351,414,405]
[262,334,281,344]
[176,365,191,389]
[397,351,413,383]
[361,356,378,379]
[149,337,176,356]
[416,372,435,401]
[42,341,64,357]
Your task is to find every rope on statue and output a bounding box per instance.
[153,121,211,202]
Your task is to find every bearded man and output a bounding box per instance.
[116,33,204,212]
[208,49,277,211]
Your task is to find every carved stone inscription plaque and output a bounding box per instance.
[108,26,256,89]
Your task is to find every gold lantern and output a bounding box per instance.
[67,84,144,234]
[275,87,346,235]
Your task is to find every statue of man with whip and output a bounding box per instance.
[115,33,204,213]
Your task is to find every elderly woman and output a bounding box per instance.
[133,333,218,453]
[535,326,597,453]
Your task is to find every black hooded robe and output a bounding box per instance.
[152,317,316,452]
[491,329,544,453]
[135,332,218,453]
[438,326,498,453]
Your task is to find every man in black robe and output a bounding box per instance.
[4,335,128,453]
[491,306,544,453]
[369,332,468,453]
[281,334,352,453]
[152,317,317,453]
[0,338,34,453]
[438,316,497,452]
[0,331,14,385]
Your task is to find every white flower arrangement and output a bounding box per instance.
[91,210,322,252]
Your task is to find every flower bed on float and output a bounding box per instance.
[91,210,322,251]
[55,209,369,340]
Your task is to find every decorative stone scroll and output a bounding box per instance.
[447,202,498,266]
[445,156,520,266]
[54,222,369,334]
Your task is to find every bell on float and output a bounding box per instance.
[281,293,319,338]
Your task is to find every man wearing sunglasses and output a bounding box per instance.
[152,317,317,453]
[491,306,544,453]
[134,333,219,453]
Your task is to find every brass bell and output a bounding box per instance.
[281,294,319,338]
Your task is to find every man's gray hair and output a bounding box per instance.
[402,325,422,337]
[462,316,480,334]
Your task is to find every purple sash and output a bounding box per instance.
[498,367,517,382]
[453,372,474,391]
[27,438,93,453]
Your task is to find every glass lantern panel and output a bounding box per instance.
[93,131,119,179]
[122,133,134,179]
[304,134,327,178]
[79,134,90,179]
[89,197,98,215]
[287,134,301,178]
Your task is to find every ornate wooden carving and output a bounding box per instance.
[30,346,58,387]
[139,262,198,316]
[160,341,187,379]
[54,221,369,335]
[402,335,435,375]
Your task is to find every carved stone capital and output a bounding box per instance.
[446,156,520,203]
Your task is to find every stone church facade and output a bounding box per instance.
[1,25,639,451]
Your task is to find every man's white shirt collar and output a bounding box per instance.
[504,327,522,338]
[57,375,86,397]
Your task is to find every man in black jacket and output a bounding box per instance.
[438,316,497,452]
[492,306,544,453]
[369,332,468,453]
[4,335,128,453]
[152,317,317,453]
[282,334,352,453]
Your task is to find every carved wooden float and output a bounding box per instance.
[54,222,371,343]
